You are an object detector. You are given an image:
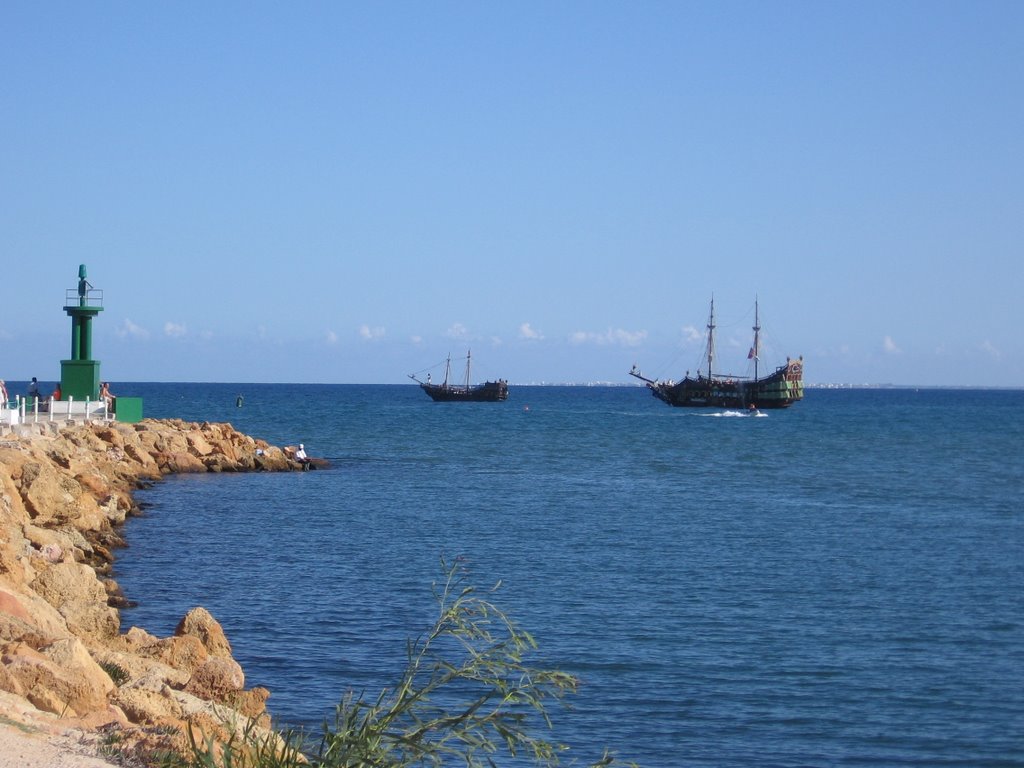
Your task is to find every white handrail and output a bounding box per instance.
[1,394,113,429]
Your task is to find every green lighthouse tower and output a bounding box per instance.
[61,264,103,401]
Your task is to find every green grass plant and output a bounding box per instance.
[187,557,633,767]
[100,660,130,687]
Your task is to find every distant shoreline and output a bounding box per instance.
[7,379,1020,390]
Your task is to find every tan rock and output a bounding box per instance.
[94,426,124,449]
[186,432,214,457]
[2,638,113,718]
[229,686,271,721]
[157,452,206,474]
[30,561,119,640]
[217,436,240,463]
[0,418,302,762]
[0,588,31,622]
[0,582,72,642]
[121,442,160,474]
[203,454,240,472]
[0,661,26,696]
[91,649,190,690]
[38,542,65,563]
[136,634,209,676]
[22,523,70,551]
[74,472,112,501]
[170,688,272,739]
[44,441,75,470]
[183,657,245,701]
[63,702,128,730]
[0,606,56,649]
[40,637,116,708]
[18,462,82,524]
[175,608,233,659]
[113,682,184,725]
[119,626,158,649]
[29,685,68,716]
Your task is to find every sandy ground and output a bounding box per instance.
[0,724,121,768]
[0,692,121,768]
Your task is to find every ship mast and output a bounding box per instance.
[752,296,760,382]
[443,354,452,388]
[465,349,472,389]
[706,297,716,381]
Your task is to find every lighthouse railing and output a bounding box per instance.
[64,288,104,308]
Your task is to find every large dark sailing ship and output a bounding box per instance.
[410,350,509,402]
[629,298,803,409]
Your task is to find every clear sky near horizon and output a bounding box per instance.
[2,2,1021,386]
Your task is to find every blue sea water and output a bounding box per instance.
[113,384,1024,766]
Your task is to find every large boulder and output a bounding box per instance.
[113,677,186,725]
[0,585,71,645]
[175,608,233,659]
[1,638,114,717]
[135,634,210,677]
[16,462,85,524]
[29,561,119,640]
[183,657,246,702]
[186,432,214,457]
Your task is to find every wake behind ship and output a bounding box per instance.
[630,298,803,409]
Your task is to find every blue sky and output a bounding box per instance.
[2,1,1021,386]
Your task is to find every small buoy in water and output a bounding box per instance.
[523,405,530,412]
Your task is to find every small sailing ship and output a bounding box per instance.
[629,298,803,409]
[409,350,509,402]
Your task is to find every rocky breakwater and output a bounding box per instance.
[0,418,306,763]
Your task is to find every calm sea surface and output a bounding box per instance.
[113,384,1024,766]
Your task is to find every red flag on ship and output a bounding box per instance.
[748,346,757,359]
